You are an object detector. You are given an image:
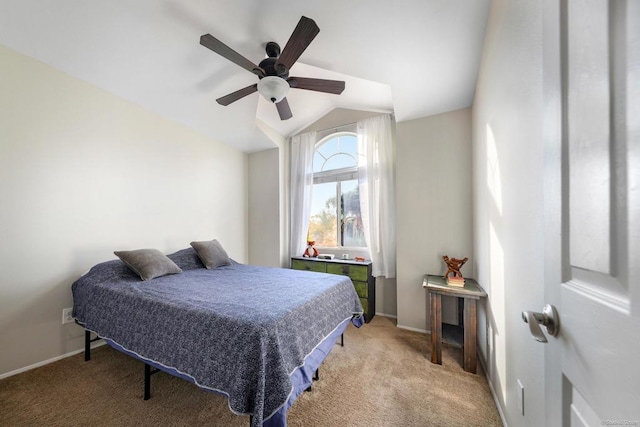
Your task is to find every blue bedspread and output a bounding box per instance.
[72,248,364,426]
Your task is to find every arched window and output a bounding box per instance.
[308,132,366,248]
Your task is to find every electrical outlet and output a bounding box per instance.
[517,379,525,416]
[62,308,74,324]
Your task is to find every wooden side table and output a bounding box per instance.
[423,274,487,374]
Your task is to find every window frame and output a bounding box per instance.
[310,131,365,250]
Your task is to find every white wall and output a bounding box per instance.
[0,45,248,376]
[396,108,473,331]
[472,0,546,424]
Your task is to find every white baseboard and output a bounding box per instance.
[396,323,429,334]
[374,312,397,319]
[477,352,507,426]
[0,340,106,380]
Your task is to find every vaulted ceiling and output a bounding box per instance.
[0,0,491,152]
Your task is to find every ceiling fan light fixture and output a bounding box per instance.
[257,76,289,103]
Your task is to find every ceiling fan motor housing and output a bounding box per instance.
[258,56,289,79]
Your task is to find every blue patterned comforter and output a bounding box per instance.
[72,248,364,426]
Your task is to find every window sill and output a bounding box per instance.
[315,246,368,251]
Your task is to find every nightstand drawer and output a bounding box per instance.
[326,263,368,282]
[352,281,368,298]
[291,259,326,273]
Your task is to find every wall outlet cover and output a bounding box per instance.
[62,308,74,324]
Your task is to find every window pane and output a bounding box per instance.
[317,137,339,158]
[341,180,366,247]
[314,133,358,173]
[312,152,325,173]
[339,134,358,156]
[322,153,356,171]
[308,182,337,247]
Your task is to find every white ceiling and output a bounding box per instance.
[0,0,491,153]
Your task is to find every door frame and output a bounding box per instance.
[542,0,564,424]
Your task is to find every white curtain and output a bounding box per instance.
[357,114,396,278]
[289,131,317,258]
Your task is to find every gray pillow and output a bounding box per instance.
[114,248,182,281]
[190,239,231,269]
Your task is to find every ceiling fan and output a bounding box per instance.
[200,16,345,120]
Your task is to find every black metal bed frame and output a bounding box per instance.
[81,327,344,424]
[83,329,102,362]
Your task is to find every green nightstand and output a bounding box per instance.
[291,257,375,323]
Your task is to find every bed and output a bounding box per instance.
[72,247,364,427]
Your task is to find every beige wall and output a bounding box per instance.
[248,148,281,267]
[0,45,248,377]
[472,0,545,424]
[396,108,473,331]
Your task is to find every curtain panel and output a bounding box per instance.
[357,114,397,278]
[289,131,317,259]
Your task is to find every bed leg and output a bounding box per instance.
[84,330,91,362]
[341,333,344,347]
[305,367,320,393]
[144,363,152,400]
[143,363,161,400]
[83,329,102,362]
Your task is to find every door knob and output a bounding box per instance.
[521,304,559,343]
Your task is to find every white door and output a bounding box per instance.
[542,0,640,425]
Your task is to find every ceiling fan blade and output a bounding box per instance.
[288,77,345,95]
[216,84,258,106]
[276,97,293,120]
[276,16,320,70]
[200,34,263,77]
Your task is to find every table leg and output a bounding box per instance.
[463,298,478,373]
[430,292,442,365]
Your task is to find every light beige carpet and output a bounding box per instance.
[0,316,502,426]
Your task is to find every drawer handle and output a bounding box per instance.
[342,267,349,274]
[305,266,311,271]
